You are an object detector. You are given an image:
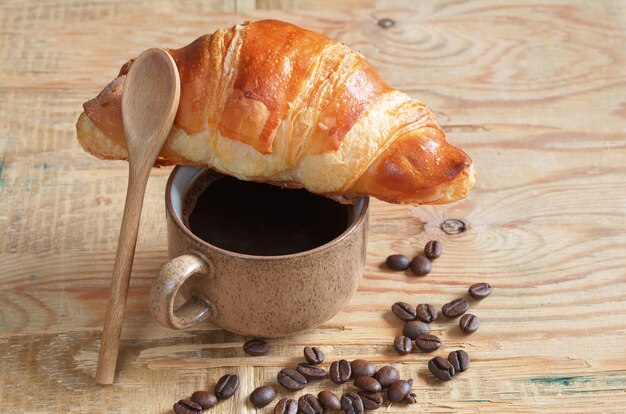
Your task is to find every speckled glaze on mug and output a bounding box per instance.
[150,166,368,337]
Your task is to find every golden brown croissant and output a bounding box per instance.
[76,20,475,204]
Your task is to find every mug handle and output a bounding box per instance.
[150,254,214,330]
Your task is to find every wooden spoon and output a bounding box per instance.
[95,48,180,385]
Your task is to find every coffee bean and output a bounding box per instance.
[357,391,383,410]
[386,254,410,270]
[277,368,307,390]
[351,359,376,378]
[303,346,325,364]
[409,255,432,276]
[416,303,438,323]
[173,399,201,414]
[274,398,298,414]
[428,356,455,381]
[354,376,382,393]
[448,350,470,373]
[403,320,430,339]
[330,359,351,384]
[317,391,341,411]
[459,313,480,334]
[391,302,417,321]
[297,394,323,414]
[424,240,442,260]
[394,335,412,355]
[341,392,364,414]
[468,282,492,299]
[214,374,239,399]
[249,385,276,408]
[243,338,269,356]
[387,379,412,402]
[374,366,400,388]
[297,363,327,379]
[442,298,469,318]
[190,391,217,409]
[414,334,442,352]
[403,392,418,404]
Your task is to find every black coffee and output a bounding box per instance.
[185,173,351,256]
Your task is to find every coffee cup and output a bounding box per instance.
[150,166,368,337]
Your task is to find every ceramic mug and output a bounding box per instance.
[150,166,369,337]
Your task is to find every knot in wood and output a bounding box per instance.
[377,18,396,29]
[441,219,467,235]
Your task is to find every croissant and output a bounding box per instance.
[76,19,474,204]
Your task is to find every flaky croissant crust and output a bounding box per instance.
[77,20,475,204]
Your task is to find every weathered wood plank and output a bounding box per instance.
[1,0,626,413]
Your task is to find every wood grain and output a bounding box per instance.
[1,0,626,413]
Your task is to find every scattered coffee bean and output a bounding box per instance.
[403,392,418,404]
[468,282,492,299]
[298,393,323,414]
[415,334,442,352]
[317,391,341,411]
[391,302,417,321]
[214,374,239,399]
[274,398,298,414]
[410,255,432,276]
[459,313,480,334]
[330,359,352,384]
[387,379,412,402]
[351,359,376,378]
[403,320,430,339]
[416,303,438,323]
[386,254,410,270]
[190,391,217,409]
[354,376,382,393]
[303,346,325,364]
[249,385,276,408]
[442,298,469,318]
[357,391,383,410]
[341,392,364,414]
[243,338,269,356]
[428,356,455,381]
[374,366,400,388]
[277,368,307,390]
[394,335,413,355]
[448,350,470,373]
[173,399,201,414]
[424,240,442,260]
[297,363,327,380]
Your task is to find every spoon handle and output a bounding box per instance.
[95,165,150,385]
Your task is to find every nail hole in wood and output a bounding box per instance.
[441,219,467,235]
[377,18,396,29]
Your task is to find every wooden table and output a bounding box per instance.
[2,0,625,412]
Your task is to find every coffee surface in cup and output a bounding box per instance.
[185,173,350,256]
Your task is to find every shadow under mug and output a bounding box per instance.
[150,166,369,337]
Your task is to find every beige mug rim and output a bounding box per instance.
[165,166,369,261]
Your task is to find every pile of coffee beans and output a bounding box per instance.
[173,373,239,413]
[391,302,442,355]
[270,348,417,413]
[388,276,492,381]
[385,240,442,276]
